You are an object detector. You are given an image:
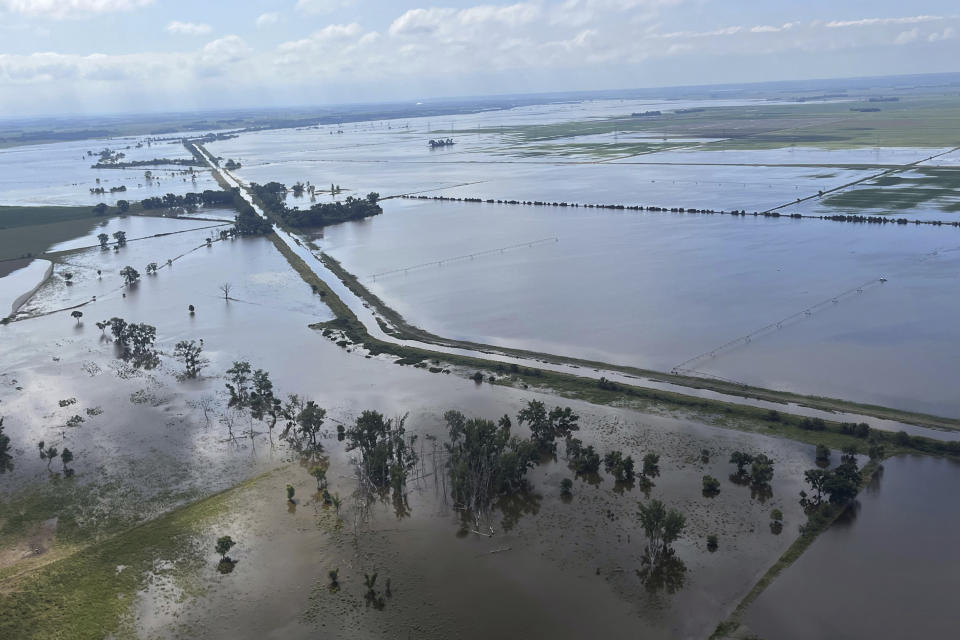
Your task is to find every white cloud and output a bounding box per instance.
[928,27,956,42]
[199,35,251,66]
[295,0,355,14]
[388,3,541,37]
[750,22,797,34]
[2,3,960,114]
[256,12,279,28]
[0,0,154,19]
[826,15,944,28]
[894,28,919,45]
[166,21,212,36]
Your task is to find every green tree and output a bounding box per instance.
[641,452,660,479]
[702,475,720,496]
[71,310,83,325]
[117,199,130,212]
[346,410,417,491]
[729,451,754,475]
[249,369,278,429]
[282,397,326,450]
[516,400,579,453]
[566,438,601,475]
[225,361,252,407]
[750,454,775,486]
[637,499,686,567]
[604,450,635,483]
[174,340,207,378]
[113,230,127,246]
[801,468,829,508]
[824,462,862,505]
[215,535,235,560]
[123,323,159,368]
[97,233,110,249]
[119,265,139,286]
[107,317,128,343]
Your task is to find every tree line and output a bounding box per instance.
[250,181,382,228]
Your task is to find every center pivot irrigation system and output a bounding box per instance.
[672,277,889,378]
[366,237,559,280]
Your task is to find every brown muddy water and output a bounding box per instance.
[2,219,824,638]
[742,454,960,640]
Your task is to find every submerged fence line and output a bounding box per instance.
[671,277,887,376]
[398,194,960,228]
[367,237,558,280]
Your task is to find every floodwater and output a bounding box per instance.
[2,215,824,639]
[322,198,960,417]
[3,95,960,637]
[202,96,960,417]
[0,135,220,207]
[742,455,960,640]
[0,258,50,315]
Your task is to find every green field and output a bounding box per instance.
[822,167,960,212]
[0,206,110,260]
[452,96,960,152]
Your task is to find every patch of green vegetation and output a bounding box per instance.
[823,167,960,212]
[0,202,169,259]
[0,470,276,640]
[457,96,960,151]
[508,141,683,159]
[0,205,105,230]
[0,476,143,550]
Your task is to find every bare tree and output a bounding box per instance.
[189,394,215,426]
[219,282,232,300]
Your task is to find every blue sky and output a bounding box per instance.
[0,0,958,115]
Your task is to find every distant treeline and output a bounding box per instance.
[400,194,960,228]
[251,182,382,228]
[868,97,899,102]
[631,111,661,117]
[0,129,114,146]
[139,189,271,235]
[187,132,239,143]
[141,190,235,210]
[92,158,201,169]
[850,108,882,113]
[793,93,847,102]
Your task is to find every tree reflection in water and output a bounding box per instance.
[636,551,687,595]
[495,490,542,532]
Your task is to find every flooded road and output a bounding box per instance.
[322,198,960,417]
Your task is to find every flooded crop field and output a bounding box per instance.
[2,85,960,640]
[323,197,960,417]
